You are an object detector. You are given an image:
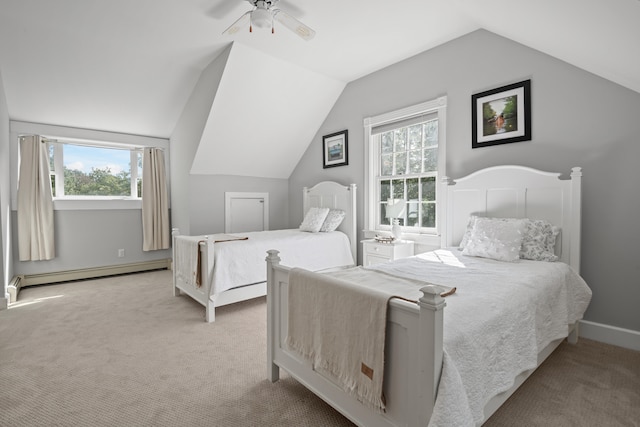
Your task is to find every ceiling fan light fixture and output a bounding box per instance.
[251,8,272,29]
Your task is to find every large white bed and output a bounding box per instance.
[266,165,592,426]
[173,181,356,322]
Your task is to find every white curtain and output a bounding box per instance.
[142,147,170,251]
[17,135,55,261]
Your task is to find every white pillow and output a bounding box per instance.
[458,215,479,249]
[319,209,345,232]
[520,219,559,262]
[462,217,527,262]
[299,207,330,233]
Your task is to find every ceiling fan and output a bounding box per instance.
[222,0,316,41]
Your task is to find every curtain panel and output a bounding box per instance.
[142,148,170,251]
[17,135,55,261]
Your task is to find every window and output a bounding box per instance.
[46,139,143,199]
[364,97,447,237]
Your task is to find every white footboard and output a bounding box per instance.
[266,250,445,427]
[172,228,216,322]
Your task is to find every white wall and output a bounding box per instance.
[171,45,290,236]
[289,29,640,334]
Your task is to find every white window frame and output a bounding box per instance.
[363,96,447,245]
[10,121,169,211]
[47,139,143,200]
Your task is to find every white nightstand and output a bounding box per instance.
[362,239,415,266]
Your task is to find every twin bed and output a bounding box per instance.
[266,165,592,426]
[172,181,357,322]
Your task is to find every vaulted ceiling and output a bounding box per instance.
[1,0,638,175]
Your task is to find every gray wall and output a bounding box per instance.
[7,120,172,277]
[171,46,290,236]
[11,209,170,276]
[289,29,640,332]
[187,174,289,236]
[0,68,11,306]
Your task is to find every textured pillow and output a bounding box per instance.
[319,209,346,232]
[520,219,559,262]
[458,215,479,249]
[462,217,527,262]
[299,207,330,233]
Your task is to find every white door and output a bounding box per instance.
[225,192,269,233]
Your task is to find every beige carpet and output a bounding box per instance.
[1,269,638,426]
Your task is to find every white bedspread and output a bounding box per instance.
[368,249,592,426]
[211,229,353,295]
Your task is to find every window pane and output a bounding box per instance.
[392,179,404,200]
[421,176,436,201]
[380,203,390,225]
[421,202,436,228]
[381,132,394,154]
[136,151,143,197]
[407,178,419,201]
[408,150,421,174]
[48,144,55,171]
[423,148,438,172]
[380,180,391,201]
[407,202,419,226]
[424,120,438,147]
[394,128,407,152]
[63,145,132,196]
[408,124,422,150]
[394,152,407,175]
[381,154,393,176]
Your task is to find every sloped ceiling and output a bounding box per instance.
[0,1,639,177]
[191,42,345,178]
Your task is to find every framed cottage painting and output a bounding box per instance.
[472,79,531,148]
[322,130,348,168]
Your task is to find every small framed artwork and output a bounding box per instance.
[322,130,349,168]
[472,79,531,148]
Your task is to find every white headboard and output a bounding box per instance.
[303,181,357,263]
[441,166,582,271]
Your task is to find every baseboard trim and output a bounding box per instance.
[579,320,640,352]
[20,259,171,287]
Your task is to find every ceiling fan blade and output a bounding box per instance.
[222,11,251,36]
[273,9,315,41]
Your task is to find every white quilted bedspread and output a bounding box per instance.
[211,229,354,295]
[368,249,592,427]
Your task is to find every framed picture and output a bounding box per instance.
[472,79,531,148]
[322,130,348,168]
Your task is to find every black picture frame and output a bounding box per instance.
[472,79,531,148]
[322,130,348,168]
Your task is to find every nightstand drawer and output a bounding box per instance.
[361,239,415,266]
[364,243,395,257]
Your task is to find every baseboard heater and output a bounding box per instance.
[18,259,171,288]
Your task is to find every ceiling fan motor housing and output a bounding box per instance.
[251,7,273,29]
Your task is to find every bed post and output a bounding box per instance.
[417,285,446,424]
[171,228,181,297]
[266,249,281,382]
[569,167,582,273]
[202,236,215,323]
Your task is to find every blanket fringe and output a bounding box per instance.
[286,336,386,412]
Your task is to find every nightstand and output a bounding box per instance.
[362,239,415,266]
